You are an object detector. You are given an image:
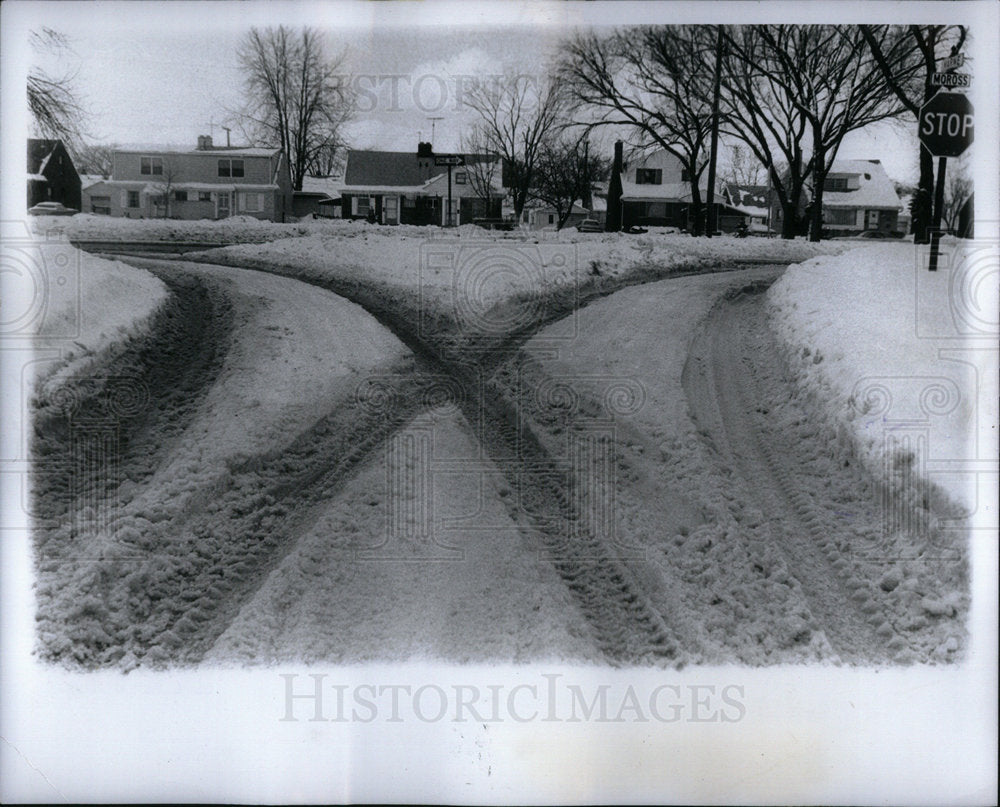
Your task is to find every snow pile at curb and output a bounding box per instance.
[29,241,169,391]
[767,241,993,514]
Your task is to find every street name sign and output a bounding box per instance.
[434,154,465,166]
[919,91,974,158]
[938,53,965,72]
[931,72,971,89]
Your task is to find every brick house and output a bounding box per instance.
[340,143,504,226]
[27,139,82,211]
[81,136,293,221]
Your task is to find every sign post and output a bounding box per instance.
[918,90,974,270]
[434,154,465,227]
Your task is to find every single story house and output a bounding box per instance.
[340,143,504,226]
[81,135,293,221]
[28,139,81,211]
[293,175,343,219]
[521,201,590,230]
[723,183,774,233]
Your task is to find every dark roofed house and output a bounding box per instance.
[341,143,504,226]
[723,183,774,234]
[28,139,82,211]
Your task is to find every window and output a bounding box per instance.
[198,191,212,202]
[636,168,662,185]
[127,190,140,208]
[140,156,163,175]
[548,213,555,224]
[455,171,467,184]
[402,195,416,208]
[825,208,856,226]
[824,176,849,192]
[355,196,370,216]
[218,159,245,178]
[681,169,691,182]
[240,192,264,212]
[174,190,188,202]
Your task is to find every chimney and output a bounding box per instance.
[605,141,624,232]
[416,142,433,158]
[197,135,213,150]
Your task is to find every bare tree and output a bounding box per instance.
[860,24,968,241]
[529,134,601,230]
[236,26,353,191]
[462,73,565,221]
[460,125,503,219]
[723,143,765,186]
[941,164,972,232]
[752,25,919,241]
[560,27,719,234]
[73,142,117,178]
[28,28,85,146]
[150,159,182,219]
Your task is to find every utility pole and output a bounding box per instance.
[705,26,725,238]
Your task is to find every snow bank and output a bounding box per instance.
[767,241,995,513]
[27,241,169,390]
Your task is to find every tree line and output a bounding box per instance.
[31,24,968,239]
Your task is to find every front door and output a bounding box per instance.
[217,191,231,219]
[866,209,879,230]
[384,195,398,225]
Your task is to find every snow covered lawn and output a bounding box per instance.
[767,240,995,515]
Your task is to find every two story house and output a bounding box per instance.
[616,147,742,232]
[340,143,504,226]
[81,135,293,221]
[27,139,82,211]
[770,158,904,237]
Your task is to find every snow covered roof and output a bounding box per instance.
[821,159,902,210]
[84,180,279,193]
[299,175,344,198]
[620,175,725,203]
[114,146,281,158]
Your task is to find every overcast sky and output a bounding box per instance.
[10,1,983,186]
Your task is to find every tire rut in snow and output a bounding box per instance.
[31,269,235,551]
[162,255,686,665]
[683,288,906,664]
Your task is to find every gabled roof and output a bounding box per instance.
[27,139,61,174]
[114,146,281,158]
[822,159,902,210]
[345,150,434,187]
[344,149,501,188]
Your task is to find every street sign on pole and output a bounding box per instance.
[931,72,971,89]
[433,154,465,166]
[919,91,974,271]
[918,91,974,158]
[938,52,965,73]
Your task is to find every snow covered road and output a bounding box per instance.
[32,245,967,669]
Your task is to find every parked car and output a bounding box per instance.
[28,201,78,216]
[575,219,603,233]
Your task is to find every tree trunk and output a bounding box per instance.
[689,180,704,236]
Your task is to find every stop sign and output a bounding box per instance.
[919,91,974,157]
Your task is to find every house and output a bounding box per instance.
[814,159,903,235]
[521,201,590,230]
[340,143,504,226]
[771,159,903,237]
[723,183,774,234]
[27,139,82,211]
[81,135,293,221]
[611,144,744,232]
[293,175,343,219]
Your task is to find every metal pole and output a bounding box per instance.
[705,26,724,238]
[447,164,453,227]
[928,155,947,271]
